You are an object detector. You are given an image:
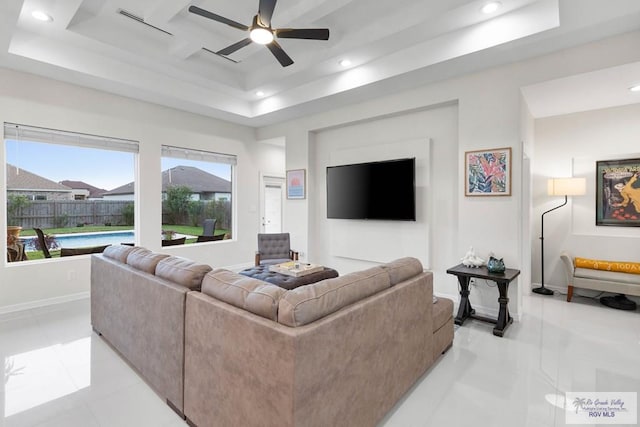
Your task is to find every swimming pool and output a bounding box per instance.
[22,230,135,250]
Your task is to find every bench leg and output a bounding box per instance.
[566,285,574,302]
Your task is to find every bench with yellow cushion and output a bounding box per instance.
[574,257,640,275]
[561,252,640,302]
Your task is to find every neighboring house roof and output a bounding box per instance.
[6,164,73,192]
[163,166,231,193]
[103,166,231,196]
[102,182,134,196]
[60,180,107,198]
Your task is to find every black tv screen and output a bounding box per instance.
[327,158,416,221]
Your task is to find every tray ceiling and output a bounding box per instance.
[1,0,640,126]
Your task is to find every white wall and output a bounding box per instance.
[310,106,458,298]
[258,30,640,321]
[532,103,640,294]
[0,68,285,313]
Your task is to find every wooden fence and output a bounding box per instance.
[9,199,232,230]
[8,200,133,229]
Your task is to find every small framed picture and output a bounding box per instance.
[465,147,512,196]
[286,169,306,199]
[596,158,640,227]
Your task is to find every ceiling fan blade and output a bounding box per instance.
[258,0,277,27]
[275,28,330,40]
[266,40,293,67]
[217,38,253,56]
[188,5,249,31]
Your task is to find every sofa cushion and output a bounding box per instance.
[432,297,453,332]
[575,257,640,275]
[102,244,136,263]
[201,269,285,321]
[155,256,212,290]
[126,248,170,274]
[278,266,391,327]
[381,257,423,285]
[574,267,640,285]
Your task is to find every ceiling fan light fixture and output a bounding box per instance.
[481,2,502,14]
[31,10,53,22]
[250,27,274,44]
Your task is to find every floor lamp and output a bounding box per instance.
[534,177,586,295]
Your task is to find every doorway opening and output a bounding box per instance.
[260,175,285,233]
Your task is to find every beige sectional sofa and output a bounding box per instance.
[90,246,453,426]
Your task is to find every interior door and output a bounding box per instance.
[261,176,285,233]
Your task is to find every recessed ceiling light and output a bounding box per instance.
[481,1,502,14]
[31,10,53,22]
[630,85,640,92]
[339,59,351,67]
[256,91,265,97]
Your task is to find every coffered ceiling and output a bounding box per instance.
[1,0,640,126]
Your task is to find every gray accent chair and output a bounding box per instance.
[255,233,298,266]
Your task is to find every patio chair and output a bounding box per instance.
[255,233,298,266]
[196,234,224,242]
[202,219,217,236]
[33,228,52,258]
[60,245,110,257]
[162,237,186,247]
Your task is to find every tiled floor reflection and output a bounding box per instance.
[1,294,639,426]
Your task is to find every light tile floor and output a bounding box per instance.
[1,293,639,427]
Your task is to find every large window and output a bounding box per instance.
[5,123,137,262]
[160,145,235,244]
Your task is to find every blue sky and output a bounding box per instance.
[6,140,231,190]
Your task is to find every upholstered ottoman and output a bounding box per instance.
[239,264,339,290]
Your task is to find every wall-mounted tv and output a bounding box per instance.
[326,158,416,221]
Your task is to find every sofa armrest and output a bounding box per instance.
[560,251,575,284]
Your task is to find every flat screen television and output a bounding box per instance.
[326,158,416,221]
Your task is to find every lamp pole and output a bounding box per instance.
[534,195,568,295]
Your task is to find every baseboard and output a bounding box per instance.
[0,291,90,315]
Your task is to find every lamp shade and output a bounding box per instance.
[547,177,586,196]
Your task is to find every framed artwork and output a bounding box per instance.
[465,147,511,196]
[596,158,640,227]
[286,169,306,199]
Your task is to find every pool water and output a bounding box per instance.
[21,231,135,250]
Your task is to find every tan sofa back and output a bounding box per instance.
[91,249,211,415]
[184,270,434,427]
[277,266,390,327]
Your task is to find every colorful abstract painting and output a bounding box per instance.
[465,147,511,196]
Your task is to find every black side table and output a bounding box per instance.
[446,263,520,337]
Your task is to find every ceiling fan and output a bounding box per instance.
[189,0,330,67]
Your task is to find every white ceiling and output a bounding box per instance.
[1,0,640,126]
